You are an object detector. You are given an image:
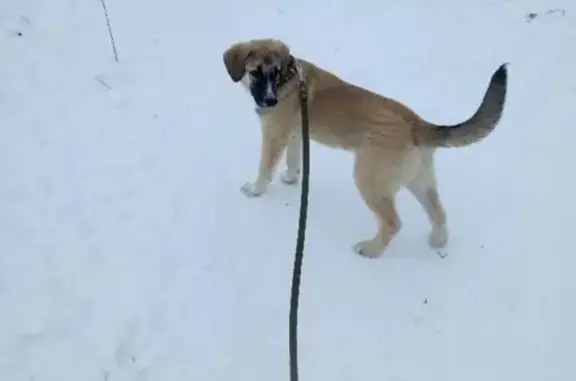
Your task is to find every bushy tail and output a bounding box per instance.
[421,63,508,148]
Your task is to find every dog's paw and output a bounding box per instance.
[428,227,448,249]
[352,240,384,259]
[281,169,300,185]
[240,182,266,198]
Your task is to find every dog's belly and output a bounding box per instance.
[309,124,363,151]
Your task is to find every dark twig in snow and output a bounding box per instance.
[526,8,566,23]
[99,0,119,63]
[95,75,112,90]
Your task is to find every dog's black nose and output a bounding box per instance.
[263,97,277,107]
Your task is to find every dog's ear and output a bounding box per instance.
[274,40,291,62]
[223,43,250,82]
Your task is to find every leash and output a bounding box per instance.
[289,61,310,381]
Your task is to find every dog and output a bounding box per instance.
[223,38,507,258]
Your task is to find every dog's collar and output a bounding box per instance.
[277,55,299,89]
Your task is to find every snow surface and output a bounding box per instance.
[1,0,576,380]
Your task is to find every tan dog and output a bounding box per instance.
[223,38,507,258]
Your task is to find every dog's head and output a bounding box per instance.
[223,38,294,108]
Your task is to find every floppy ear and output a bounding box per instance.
[223,43,250,82]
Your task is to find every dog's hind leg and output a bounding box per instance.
[406,155,448,249]
[281,132,301,185]
[352,146,404,258]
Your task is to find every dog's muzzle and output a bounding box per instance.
[261,81,278,107]
[250,76,277,108]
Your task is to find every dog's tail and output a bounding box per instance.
[419,63,508,148]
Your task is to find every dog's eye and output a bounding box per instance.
[250,68,263,78]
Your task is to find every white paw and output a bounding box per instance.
[435,248,449,259]
[240,182,266,198]
[281,169,300,185]
[428,227,448,249]
[352,239,383,259]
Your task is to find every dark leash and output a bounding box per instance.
[289,61,310,381]
[251,57,309,380]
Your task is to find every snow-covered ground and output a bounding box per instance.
[1,0,575,380]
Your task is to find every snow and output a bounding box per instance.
[1,0,575,380]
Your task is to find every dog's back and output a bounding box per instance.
[300,60,507,152]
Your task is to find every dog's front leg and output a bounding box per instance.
[241,119,291,197]
[281,132,302,185]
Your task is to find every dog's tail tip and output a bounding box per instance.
[492,63,509,86]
